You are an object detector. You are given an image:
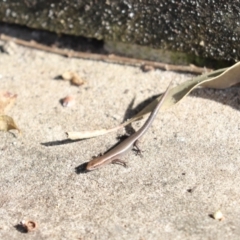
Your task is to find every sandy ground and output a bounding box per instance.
[0,35,240,240]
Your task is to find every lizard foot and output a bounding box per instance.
[112,159,127,168]
[134,140,144,157]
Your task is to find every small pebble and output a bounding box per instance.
[20,220,37,232]
[213,210,224,221]
[61,95,75,107]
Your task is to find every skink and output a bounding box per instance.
[86,82,171,171]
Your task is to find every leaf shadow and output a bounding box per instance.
[122,93,161,135]
[189,86,240,111]
[41,139,82,147]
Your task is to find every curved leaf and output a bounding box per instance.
[67,62,240,140]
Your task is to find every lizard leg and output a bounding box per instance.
[112,159,127,168]
[134,140,143,157]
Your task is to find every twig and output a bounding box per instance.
[0,34,212,74]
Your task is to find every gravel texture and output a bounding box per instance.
[0,38,240,240]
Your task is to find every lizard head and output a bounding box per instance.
[86,161,98,171]
[85,156,103,171]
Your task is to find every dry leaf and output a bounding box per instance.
[0,91,17,114]
[61,71,73,81]
[123,62,240,127]
[67,62,240,140]
[71,73,85,86]
[0,115,20,133]
[61,71,85,86]
[67,125,123,140]
[2,41,18,55]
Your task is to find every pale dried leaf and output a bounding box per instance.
[67,62,240,140]
[71,73,85,86]
[2,41,18,55]
[61,71,73,81]
[67,125,123,140]
[61,71,85,86]
[123,62,240,127]
[0,115,21,133]
[201,62,240,88]
[0,91,17,114]
[67,82,171,140]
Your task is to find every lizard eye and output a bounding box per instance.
[86,163,95,171]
